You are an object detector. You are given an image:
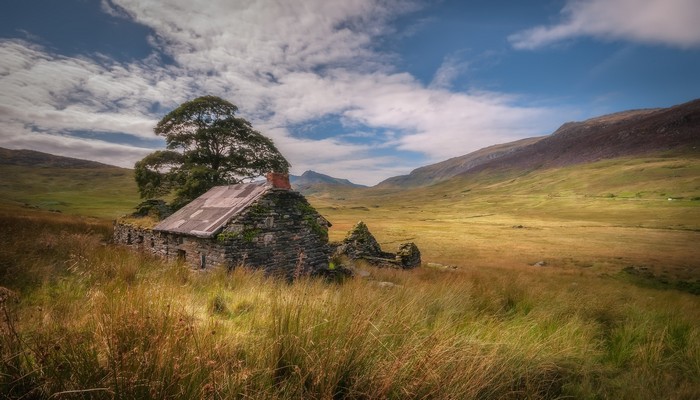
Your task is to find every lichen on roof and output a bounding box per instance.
[153,181,271,238]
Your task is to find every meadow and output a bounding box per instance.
[1,154,699,399]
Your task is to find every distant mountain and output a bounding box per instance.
[0,147,114,169]
[290,170,366,194]
[377,99,700,188]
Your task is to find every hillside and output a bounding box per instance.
[0,147,140,218]
[378,99,700,188]
[290,170,366,195]
[0,147,114,168]
[2,96,699,223]
[2,116,699,399]
[378,136,544,188]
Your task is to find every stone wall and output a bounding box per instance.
[113,223,160,255]
[113,223,226,269]
[114,188,331,278]
[217,188,331,279]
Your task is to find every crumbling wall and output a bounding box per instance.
[113,222,160,254]
[332,221,421,269]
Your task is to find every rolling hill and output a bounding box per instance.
[377,136,544,188]
[1,98,698,221]
[0,147,140,218]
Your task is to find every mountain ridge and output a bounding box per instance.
[0,147,117,169]
[377,136,544,188]
[377,99,699,188]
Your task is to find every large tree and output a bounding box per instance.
[135,95,290,209]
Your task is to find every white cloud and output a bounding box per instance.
[1,0,568,186]
[430,53,469,89]
[510,0,700,50]
[0,40,187,138]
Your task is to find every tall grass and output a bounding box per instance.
[1,210,698,398]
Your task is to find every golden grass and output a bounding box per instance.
[1,210,699,399]
[312,155,700,283]
[1,154,699,398]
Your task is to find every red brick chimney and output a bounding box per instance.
[266,172,291,190]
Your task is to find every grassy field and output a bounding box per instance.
[0,153,699,398]
[0,164,140,218]
[314,155,700,287]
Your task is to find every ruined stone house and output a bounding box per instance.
[114,173,332,278]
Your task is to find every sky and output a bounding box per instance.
[1,0,699,185]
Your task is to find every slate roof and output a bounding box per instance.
[153,181,271,238]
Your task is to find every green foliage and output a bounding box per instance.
[247,203,270,217]
[242,228,262,242]
[296,201,328,240]
[216,230,240,242]
[131,199,172,219]
[133,150,183,199]
[305,215,328,241]
[216,227,262,243]
[135,96,290,208]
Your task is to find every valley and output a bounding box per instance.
[0,100,699,398]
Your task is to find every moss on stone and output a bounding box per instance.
[116,215,159,229]
[216,231,239,242]
[241,228,262,242]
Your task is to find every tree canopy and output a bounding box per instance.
[135,95,290,209]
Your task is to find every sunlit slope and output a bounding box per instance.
[0,163,140,219]
[317,153,699,224]
[310,153,700,271]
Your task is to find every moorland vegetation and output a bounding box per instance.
[1,149,699,398]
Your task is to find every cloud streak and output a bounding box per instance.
[510,0,700,50]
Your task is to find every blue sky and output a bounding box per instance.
[1,0,699,185]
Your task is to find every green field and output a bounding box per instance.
[1,153,699,398]
[0,165,140,218]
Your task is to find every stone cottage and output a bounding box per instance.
[114,173,332,278]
